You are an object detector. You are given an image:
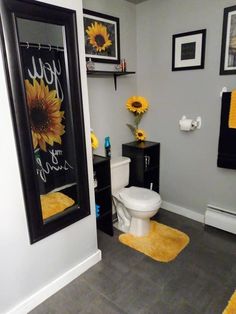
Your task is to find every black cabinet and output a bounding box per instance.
[122,141,160,193]
[93,155,113,236]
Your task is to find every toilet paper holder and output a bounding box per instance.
[179,115,201,131]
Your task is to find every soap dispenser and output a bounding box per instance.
[104,136,111,158]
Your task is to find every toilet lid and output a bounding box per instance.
[119,186,161,211]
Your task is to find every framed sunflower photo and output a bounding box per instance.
[83,9,120,64]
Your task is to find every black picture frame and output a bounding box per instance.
[220,5,236,75]
[172,29,206,71]
[0,0,90,243]
[83,9,120,64]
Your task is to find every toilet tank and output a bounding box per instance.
[110,157,131,194]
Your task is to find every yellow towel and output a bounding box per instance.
[40,192,75,220]
[223,291,236,314]
[228,90,236,128]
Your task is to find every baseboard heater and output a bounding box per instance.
[205,204,236,235]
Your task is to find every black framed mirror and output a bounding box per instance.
[0,0,90,243]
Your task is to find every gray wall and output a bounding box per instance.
[83,0,137,157]
[17,18,64,46]
[85,0,236,215]
[136,0,236,214]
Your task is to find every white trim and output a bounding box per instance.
[6,250,102,314]
[161,201,204,223]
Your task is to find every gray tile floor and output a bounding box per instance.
[30,209,236,314]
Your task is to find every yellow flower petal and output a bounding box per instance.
[135,128,147,141]
[91,132,99,150]
[86,21,112,52]
[25,79,65,152]
[126,96,149,114]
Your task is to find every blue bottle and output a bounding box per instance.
[105,136,111,158]
[95,204,100,218]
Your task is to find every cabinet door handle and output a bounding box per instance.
[144,155,150,168]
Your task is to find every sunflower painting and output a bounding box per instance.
[83,9,120,63]
[25,79,65,152]
[86,21,112,53]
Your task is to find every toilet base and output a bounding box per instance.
[129,217,150,237]
[113,221,130,233]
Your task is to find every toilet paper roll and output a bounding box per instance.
[179,119,193,131]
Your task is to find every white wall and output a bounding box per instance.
[136,0,236,215]
[83,0,137,157]
[0,0,99,313]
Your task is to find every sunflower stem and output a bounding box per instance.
[126,123,136,136]
[134,113,143,129]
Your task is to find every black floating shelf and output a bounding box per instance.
[86,70,136,90]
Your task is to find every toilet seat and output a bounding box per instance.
[119,186,161,212]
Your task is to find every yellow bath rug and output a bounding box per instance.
[119,220,190,262]
[40,192,75,220]
[223,291,236,314]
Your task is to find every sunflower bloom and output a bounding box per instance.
[135,129,147,141]
[91,131,99,150]
[126,96,149,114]
[25,79,65,152]
[86,21,112,52]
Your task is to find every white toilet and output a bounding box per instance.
[111,156,162,236]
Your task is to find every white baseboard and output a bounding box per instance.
[161,201,204,223]
[6,249,102,314]
[205,206,236,234]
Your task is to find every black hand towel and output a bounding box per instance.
[217,92,236,169]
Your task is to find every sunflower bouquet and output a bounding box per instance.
[126,96,149,142]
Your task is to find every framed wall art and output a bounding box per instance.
[0,0,90,243]
[83,9,120,64]
[220,5,236,75]
[172,29,206,71]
